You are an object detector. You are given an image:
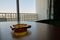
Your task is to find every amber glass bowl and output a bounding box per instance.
[10,24,31,33]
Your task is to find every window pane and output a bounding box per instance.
[20,0,36,13]
[0,0,16,13]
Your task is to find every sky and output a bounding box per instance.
[0,0,36,13]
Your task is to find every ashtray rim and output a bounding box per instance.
[10,24,31,29]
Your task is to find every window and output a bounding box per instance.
[0,0,36,13]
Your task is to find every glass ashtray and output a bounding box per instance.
[10,24,31,33]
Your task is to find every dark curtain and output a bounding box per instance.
[54,0,60,20]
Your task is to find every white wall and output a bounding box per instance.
[36,0,48,20]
